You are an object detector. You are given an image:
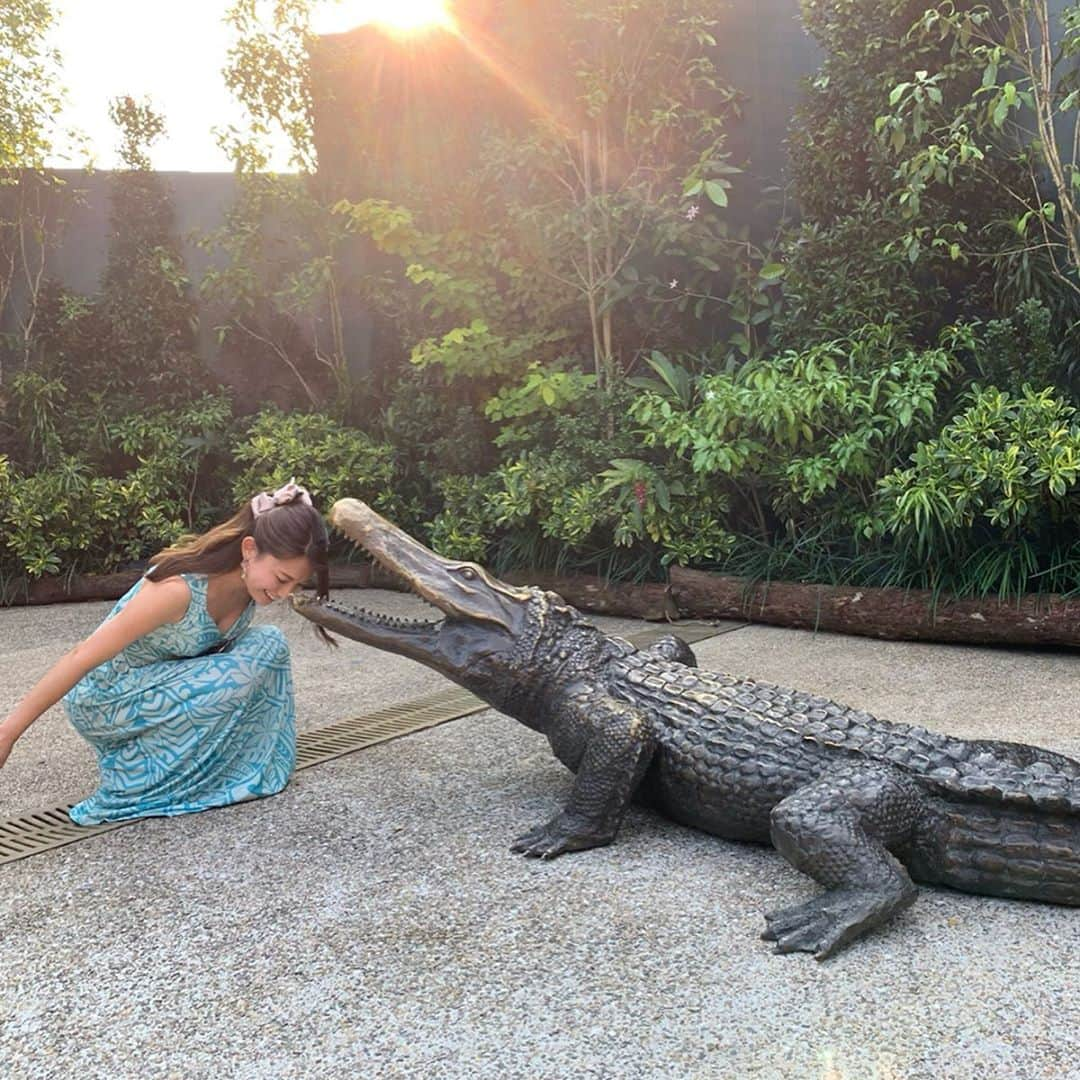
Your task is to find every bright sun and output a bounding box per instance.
[310,0,455,35]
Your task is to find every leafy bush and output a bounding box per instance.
[230,407,401,522]
[0,456,125,579]
[632,328,956,537]
[430,385,733,574]
[774,198,948,346]
[880,384,1080,544]
[0,393,234,579]
[864,382,1080,595]
[941,299,1067,396]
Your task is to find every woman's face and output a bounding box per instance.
[242,540,313,605]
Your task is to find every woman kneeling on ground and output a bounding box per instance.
[0,480,333,824]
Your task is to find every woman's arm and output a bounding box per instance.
[0,576,192,766]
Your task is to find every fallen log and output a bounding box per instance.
[2,564,678,621]
[7,562,1080,648]
[669,565,1080,647]
[502,571,679,621]
[2,562,408,607]
[2,571,144,606]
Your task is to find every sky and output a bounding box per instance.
[47,1,452,172]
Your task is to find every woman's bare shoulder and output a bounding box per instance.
[135,574,192,623]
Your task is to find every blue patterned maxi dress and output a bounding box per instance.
[64,573,297,825]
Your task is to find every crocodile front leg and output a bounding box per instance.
[511,692,656,860]
[762,761,924,959]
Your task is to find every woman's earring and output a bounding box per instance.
[240,559,248,580]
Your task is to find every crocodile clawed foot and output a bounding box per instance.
[761,885,916,960]
[510,813,615,860]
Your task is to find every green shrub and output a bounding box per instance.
[430,383,733,574]
[879,384,1080,545]
[427,473,504,563]
[632,328,956,538]
[0,456,124,579]
[0,393,235,580]
[230,408,401,522]
[941,299,1066,397]
[774,199,948,346]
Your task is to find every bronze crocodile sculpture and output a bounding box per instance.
[294,499,1080,958]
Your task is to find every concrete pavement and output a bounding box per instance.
[1,590,1078,1079]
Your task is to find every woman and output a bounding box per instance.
[0,480,331,824]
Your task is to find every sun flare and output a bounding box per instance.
[311,0,455,36]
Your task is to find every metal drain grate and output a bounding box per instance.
[0,621,735,865]
[294,687,488,770]
[0,809,124,864]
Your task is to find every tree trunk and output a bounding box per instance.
[2,562,408,607]
[668,566,1080,647]
[501,571,678,621]
[10,564,1080,648]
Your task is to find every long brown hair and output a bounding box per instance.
[148,492,334,643]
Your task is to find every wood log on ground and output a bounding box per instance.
[4,562,409,607]
[6,562,1080,648]
[502,571,679,621]
[5,571,144,606]
[669,565,1080,647]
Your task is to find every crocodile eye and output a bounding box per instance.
[460,567,477,580]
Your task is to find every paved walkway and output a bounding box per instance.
[1,591,1078,1079]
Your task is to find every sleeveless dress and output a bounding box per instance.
[63,573,297,825]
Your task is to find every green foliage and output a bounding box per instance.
[475,0,744,384]
[335,195,578,389]
[941,299,1067,394]
[380,370,494,493]
[109,95,166,171]
[8,369,65,466]
[633,328,956,536]
[879,384,1080,550]
[0,394,234,579]
[97,98,207,400]
[484,363,599,446]
[427,473,504,563]
[409,318,566,382]
[11,0,1080,605]
[431,384,732,572]
[230,407,401,520]
[790,0,1026,331]
[221,0,316,172]
[107,394,236,543]
[874,1,1080,301]
[433,455,733,572]
[0,0,66,172]
[774,198,948,345]
[210,3,352,412]
[0,2,81,386]
[792,0,980,222]
[201,173,352,411]
[0,455,125,579]
[331,0,746,395]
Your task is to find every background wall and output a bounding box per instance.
[0,2,840,378]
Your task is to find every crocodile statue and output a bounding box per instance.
[293,498,1080,958]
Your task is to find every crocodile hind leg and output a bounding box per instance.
[762,761,926,959]
[511,694,656,859]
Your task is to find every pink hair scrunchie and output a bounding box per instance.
[251,478,314,517]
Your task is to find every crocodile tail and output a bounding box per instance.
[958,736,1080,777]
[922,757,1080,818]
[931,803,1080,905]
